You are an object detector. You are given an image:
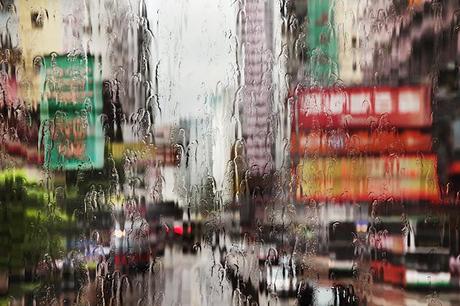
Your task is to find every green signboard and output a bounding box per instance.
[307,0,338,85]
[39,55,104,170]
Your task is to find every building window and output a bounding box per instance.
[31,10,47,28]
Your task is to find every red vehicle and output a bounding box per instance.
[370,218,452,289]
[370,221,406,286]
[113,251,150,271]
[371,250,405,286]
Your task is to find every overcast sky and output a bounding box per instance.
[147,0,237,124]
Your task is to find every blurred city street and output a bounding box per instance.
[2,0,460,305]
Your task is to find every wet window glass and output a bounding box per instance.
[0,0,460,305]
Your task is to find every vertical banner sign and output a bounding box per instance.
[40,55,104,170]
[308,0,337,84]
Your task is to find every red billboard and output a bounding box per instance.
[292,86,432,129]
[291,130,432,155]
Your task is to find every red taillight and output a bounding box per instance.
[173,225,183,235]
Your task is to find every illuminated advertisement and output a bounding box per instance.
[40,55,103,170]
[295,156,440,202]
[292,86,432,129]
[291,130,432,155]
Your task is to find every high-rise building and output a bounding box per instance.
[84,0,153,143]
[210,88,236,204]
[17,0,63,109]
[237,0,274,176]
